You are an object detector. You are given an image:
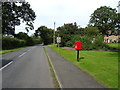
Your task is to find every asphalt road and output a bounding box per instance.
[46,48,105,88]
[1,45,54,88]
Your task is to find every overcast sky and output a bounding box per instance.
[15,0,119,35]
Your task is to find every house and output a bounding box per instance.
[104,35,120,43]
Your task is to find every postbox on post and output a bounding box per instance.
[75,41,82,62]
[75,41,82,50]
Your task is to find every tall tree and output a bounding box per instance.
[57,23,79,46]
[84,26,100,37]
[2,2,36,36]
[16,32,29,40]
[35,26,53,45]
[89,6,117,35]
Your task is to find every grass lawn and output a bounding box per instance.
[0,46,28,55]
[49,45,118,88]
[107,43,120,49]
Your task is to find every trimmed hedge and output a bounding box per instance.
[2,37,26,50]
[2,36,42,50]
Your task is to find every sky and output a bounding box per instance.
[15,0,119,35]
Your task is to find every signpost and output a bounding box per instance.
[57,37,61,43]
[57,36,61,51]
[75,41,82,62]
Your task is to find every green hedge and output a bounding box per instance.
[2,37,26,50]
[2,36,42,50]
[65,35,108,50]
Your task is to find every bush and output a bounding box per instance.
[2,37,26,50]
[70,35,93,50]
[66,41,73,47]
[65,35,108,50]
[32,38,42,44]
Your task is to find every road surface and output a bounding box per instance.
[46,47,105,88]
[1,45,54,88]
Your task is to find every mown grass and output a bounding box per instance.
[0,46,28,55]
[49,45,118,88]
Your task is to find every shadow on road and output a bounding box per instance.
[0,59,13,68]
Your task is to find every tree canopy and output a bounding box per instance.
[89,6,118,35]
[35,26,53,45]
[84,26,99,37]
[2,2,36,36]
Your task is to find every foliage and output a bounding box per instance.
[2,2,36,36]
[2,37,26,50]
[31,37,42,45]
[57,23,79,47]
[16,32,29,40]
[84,26,100,37]
[56,23,106,50]
[66,35,107,50]
[107,43,120,49]
[89,6,118,35]
[116,13,120,30]
[35,26,53,45]
[57,23,101,47]
[2,33,42,50]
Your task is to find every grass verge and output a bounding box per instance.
[0,46,28,55]
[43,47,61,88]
[49,45,118,88]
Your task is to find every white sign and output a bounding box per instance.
[57,37,61,43]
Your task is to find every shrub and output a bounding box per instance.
[2,37,26,50]
[66,41,73,47]
[65,35,108,50]
[70,35,93,50]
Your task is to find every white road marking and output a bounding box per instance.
[18,52,27,57]
[0,61,13,71]
[0,47,35,70]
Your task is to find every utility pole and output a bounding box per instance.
[53,22,55,44]
[118,1,120,13]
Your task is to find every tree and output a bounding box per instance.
[116,13,120,31]
[16,32,29,40]
[35,26,53,45]
[57,23,79,46]
[89,6,117,35]
[2,2,36,36]
[16,32,34,46]
[84,26,100,37]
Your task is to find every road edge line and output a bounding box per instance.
[0,61,13,70]
[43,47,63,89]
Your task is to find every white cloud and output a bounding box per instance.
[15,0,119,35]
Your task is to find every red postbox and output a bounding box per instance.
[75,41,82,50]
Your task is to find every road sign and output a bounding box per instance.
[57,37,61,43]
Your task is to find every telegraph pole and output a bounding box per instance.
[118,1,120,13]
[53,22,55,44]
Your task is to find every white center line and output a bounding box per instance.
[0,61,13,71]
[18,52,27,57]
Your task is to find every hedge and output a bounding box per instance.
[65,35,108,50]
[2,37,26,50]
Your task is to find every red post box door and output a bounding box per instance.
[75,41,82,50]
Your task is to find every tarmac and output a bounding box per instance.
[46,47,107,88]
